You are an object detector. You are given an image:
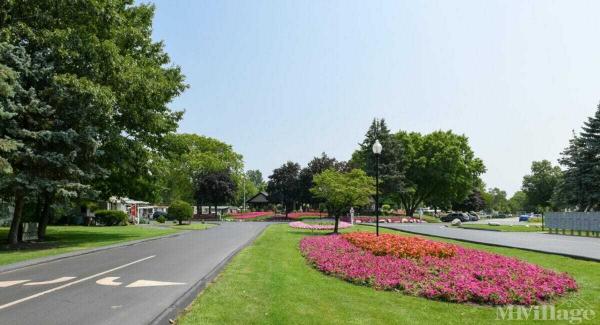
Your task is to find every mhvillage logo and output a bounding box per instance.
[496,298,596,323]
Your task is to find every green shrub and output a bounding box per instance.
[381,204,391,216]
[420,215,441,223]
[94,210,128,226]
[156,215,166,223]
[168,200,193,225]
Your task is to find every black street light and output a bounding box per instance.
[372,139,382,236]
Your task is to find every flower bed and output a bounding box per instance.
[289,221,352,231]
[342,233,456,259]
[353,216,423,224]
[230,211,274,220]
[300,234,577,305]
[288,212,323,219]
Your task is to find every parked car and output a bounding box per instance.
[519,214,531,222]
[152,211,168,220]
[441,212,470,222]
[468,212,480,221]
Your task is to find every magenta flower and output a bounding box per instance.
[299,234,577,305]
[289,221,352,230]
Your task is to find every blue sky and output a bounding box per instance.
[146,0,600,195]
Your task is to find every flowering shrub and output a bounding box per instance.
[342,233,457,259]
[289,221,352,230]
[231,211,274,219]
[300,234,577,305]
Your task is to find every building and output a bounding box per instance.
[246,192,270,210]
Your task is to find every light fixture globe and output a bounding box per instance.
[372,139,382,155]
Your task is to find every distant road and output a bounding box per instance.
[0,222,268,325]
[377,223,600,261]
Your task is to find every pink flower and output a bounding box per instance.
[299,234,577,305]
[289,221,352,230]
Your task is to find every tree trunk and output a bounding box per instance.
[333,215,339,234]
[8,191,25,245]
[406,207,415,217]
[38,192,52,240]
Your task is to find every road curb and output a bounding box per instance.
[0,231,186,275]
[364,224,600,262]
[149,224,269,325]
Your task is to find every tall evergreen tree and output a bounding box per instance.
[350,118,404,199]
[0,43,102,244]
[559,105,600,211]
[1,1,187,201]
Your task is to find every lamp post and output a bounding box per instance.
[372,139,382,236]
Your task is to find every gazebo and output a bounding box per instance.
[246,191,270,210]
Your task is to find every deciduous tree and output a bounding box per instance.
[521,160,562,212]
[311,169,374,233]
[393,131,485,216]
[267,162,301,217]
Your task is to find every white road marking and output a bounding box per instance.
[126,280,185,288]
[0,255,155,311]
[24,277,75,286]
[96,277,122,286]
[0,280,30,288]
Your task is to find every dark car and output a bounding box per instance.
[152,211,168,220]
[468,212,480,221]
[441,212,470,222]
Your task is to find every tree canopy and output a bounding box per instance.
[153,133,243,205]
[350,119,404,198]
[267,161,301,216]
[521,160,562,212]
[393,130,485,216]
[558,105,600,211]
[311,169,374,233]
[194,170,237,216]
[298,153,348,208]
[0,0,187,243]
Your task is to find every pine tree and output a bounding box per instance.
[559,105,600,211]
[350,118,404,199]
[0,60,19,174]
[0,43,103,244]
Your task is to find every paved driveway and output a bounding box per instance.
[376,223,600,261]
[0,222,268,325]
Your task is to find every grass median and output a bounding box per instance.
[179,224,599,324]
[0,225,178,266]
[459,224,544,232]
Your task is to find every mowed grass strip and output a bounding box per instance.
[458,224,544,232]
[0,225,178,266]
[169,223,216,230]
[179,224,600,325]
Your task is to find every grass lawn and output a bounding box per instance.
[179,224,600,324]
[459,224,545,232]
[0,225,178,266]
[169,223,216,230]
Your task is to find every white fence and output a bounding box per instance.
[545,212,600,232]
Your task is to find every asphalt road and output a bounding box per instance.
[378,223,600,261]
[0,222,268,325]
